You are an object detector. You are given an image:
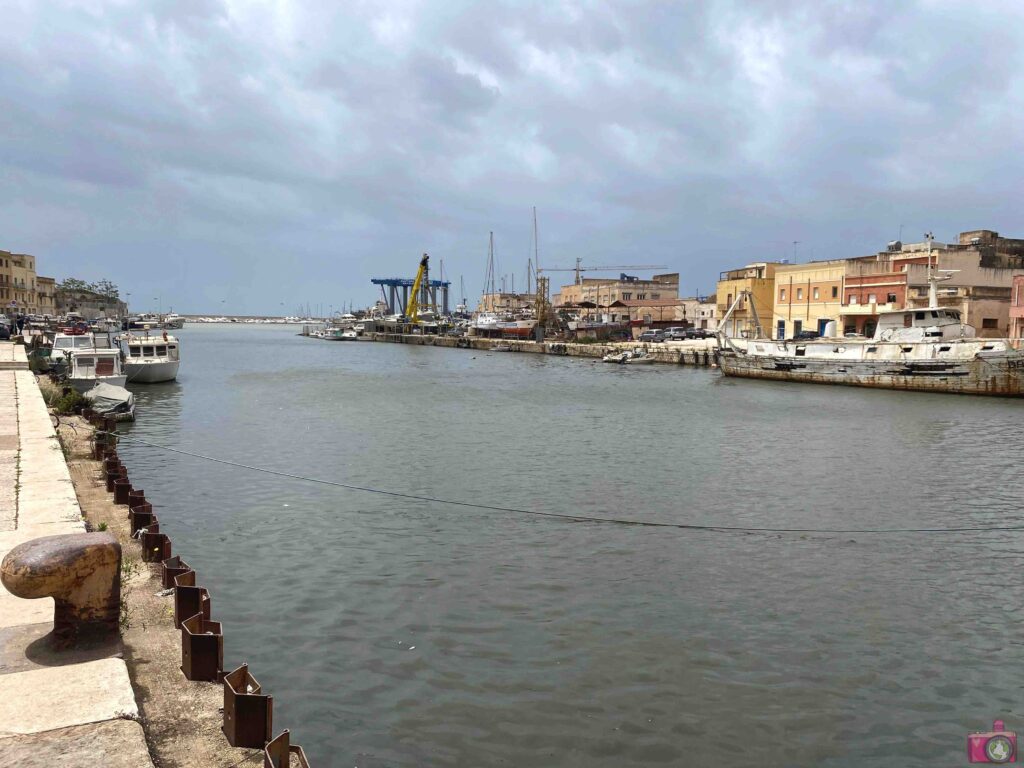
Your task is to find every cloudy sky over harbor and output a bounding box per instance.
[2,1,1023,314]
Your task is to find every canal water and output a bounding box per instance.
[119,324,1024,767]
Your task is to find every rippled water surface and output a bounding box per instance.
[118,325,1024,766]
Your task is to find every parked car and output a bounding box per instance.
[638,329,666,343]
[685,328,713,339]
[793,329,821,340]
[662,327,690,341]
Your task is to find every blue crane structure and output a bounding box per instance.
[371,274,451,316]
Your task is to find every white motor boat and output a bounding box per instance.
[119,332,180,383]
[67,348,127,392]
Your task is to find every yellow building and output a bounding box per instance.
[0,250,39,314]
[716,263,777,338]
[553,273,679,307]
[36,276,56,317]
[771,260,847,339]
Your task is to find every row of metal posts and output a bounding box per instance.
[85,409,310,767]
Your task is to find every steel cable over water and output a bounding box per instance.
[105,433,1024,536]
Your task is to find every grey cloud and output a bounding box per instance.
[0,0,1023,313]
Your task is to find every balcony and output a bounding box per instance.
[840,302,899,315]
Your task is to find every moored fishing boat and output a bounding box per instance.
[716,273,1024,397]
[118,331,181,382]
[67,348,127,392]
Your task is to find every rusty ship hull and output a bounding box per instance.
[716,348,1024,397]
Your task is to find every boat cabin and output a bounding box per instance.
[120,333,180,362]
[872,307,975,342]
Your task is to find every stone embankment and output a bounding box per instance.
[0,343,152,766]
[364,332,719,365]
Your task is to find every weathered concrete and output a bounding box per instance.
[0,658,138,736]
[0,355,155,765]
[0,720,154,767]
[0,341,29,371]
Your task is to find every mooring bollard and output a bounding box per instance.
[264,730,311,768]
[181,613,223,682]
[0,533,121,646]
[161,555,191,590]
[174,570,211,628]
[223,664,273,748]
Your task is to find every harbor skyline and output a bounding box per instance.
[2,1,1024,314]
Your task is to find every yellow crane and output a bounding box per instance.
[406,253,429,323]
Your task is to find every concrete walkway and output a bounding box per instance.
[0,344,154,766]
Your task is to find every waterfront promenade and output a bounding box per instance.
[0,342,153,765]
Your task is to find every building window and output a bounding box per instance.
[887,293,897,303]
[637,293,645,300]
[849,295,858,305]
[868,293,877,303]
[794,320,803,335]
[621,293,630,300]
[796,288,803,300]
[780,289,787,301]
[917,287,928,297]
[651,293,660,299]
[832,286,838,298]
[726,294,732,305]
[813,288,819,300]
[982,318,998,329]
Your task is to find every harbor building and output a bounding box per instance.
[36,276,56,316]
[1,250,40,315]
[771,259,847,339]
[553,272,679,308]
[477,292,537,314]
[716,263,778,338]
[1010,275,1024,342]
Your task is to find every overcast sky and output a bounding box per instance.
[2,1,1022,314]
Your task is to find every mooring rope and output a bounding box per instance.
[102,432,1024,536]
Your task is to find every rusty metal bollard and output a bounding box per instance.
[0,533,121,645]
[223,664,273,748]
[264,730,311,767]
[173,570,211,628]
[181,613,223,682]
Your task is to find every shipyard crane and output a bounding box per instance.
[406,253,429,323]
[537,258,669,285]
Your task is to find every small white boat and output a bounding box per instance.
[163,313,185,329]
[67,348,127,392]
[119,332,180,383]
[602,349,655,365]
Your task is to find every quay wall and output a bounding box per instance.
[362,333,719,366]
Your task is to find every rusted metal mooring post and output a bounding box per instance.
[181,613,224,682]
[264,730,311,767]
[223,663,273,748]
[0,533,121,646]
